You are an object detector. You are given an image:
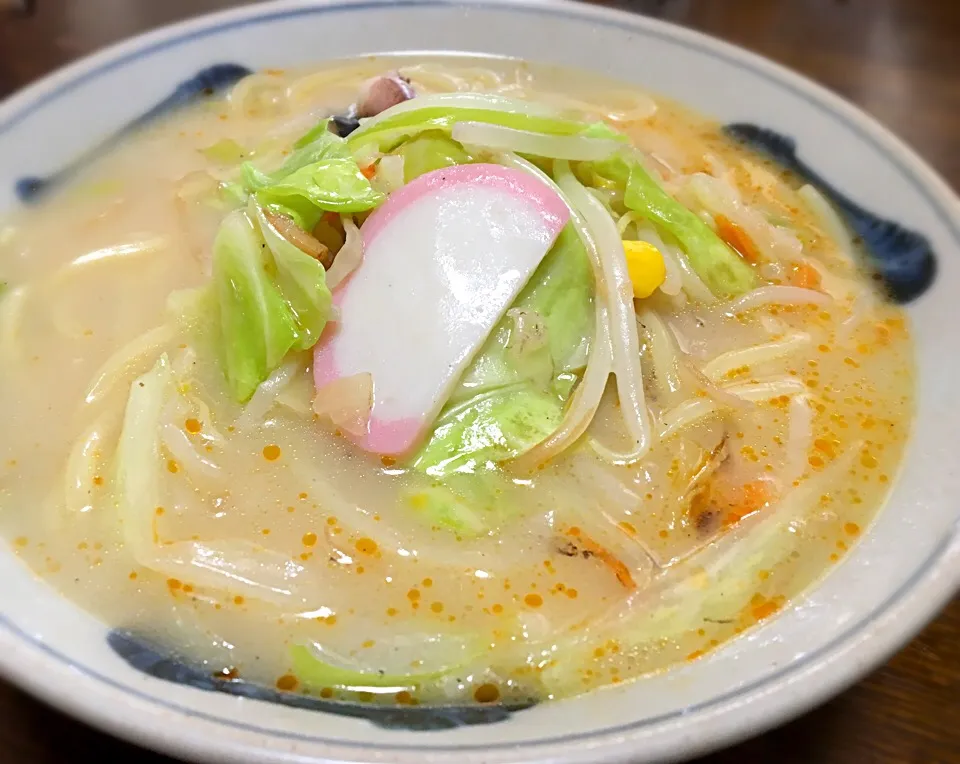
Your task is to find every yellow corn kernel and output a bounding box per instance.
[623,240,666,298]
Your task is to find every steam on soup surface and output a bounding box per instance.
[0,56,912,706]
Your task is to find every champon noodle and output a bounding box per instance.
[0,57,912,706]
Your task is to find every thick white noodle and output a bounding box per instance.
[84,325,174,406]
[63,413,116,514]
[798,184,857,266]
[723,285,831,315]
[161,423,222,480]
[0,285,28,369]
[701,333,812,381]
[636,309,682,398]
[658,377,809,439]
[496,153,615,468]
[557,161,652,464]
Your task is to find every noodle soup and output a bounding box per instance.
[0,57,912,706]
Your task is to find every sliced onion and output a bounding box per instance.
[237,357,303,430]
[326,215,364,290]
[679,354,752,412]
[373,154,405,194]
[313,372,373,438]
[157,539,327,607]
[161,423,222,480]
[63,413,116,514]
[659,398,721,440]
[727,377,809,400]
[453,122,621,161]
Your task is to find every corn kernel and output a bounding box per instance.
[623,240,666,298]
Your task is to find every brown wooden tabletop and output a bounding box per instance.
[0,1,958,762]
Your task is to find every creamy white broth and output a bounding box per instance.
[0,56,912,705]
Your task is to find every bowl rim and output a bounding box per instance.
[0,1,958,763]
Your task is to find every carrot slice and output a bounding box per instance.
[789,262,822,290]
[715,214,762,264]
[724,480,771,526]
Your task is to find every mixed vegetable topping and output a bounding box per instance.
[202,77,759,469]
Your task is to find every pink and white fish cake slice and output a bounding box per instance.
[313,163,569,456]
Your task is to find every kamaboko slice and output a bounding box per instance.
[313,163,568,456]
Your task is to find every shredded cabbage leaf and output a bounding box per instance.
[395,130,471,182]
[586,153,756,298]
[252,202,332,350]
[624,162,756,297]
[415,383,567,476]
[347,93,602,154]
[407,226,593,533]
[243,121,352,191]
[242,124,384,229]
[212,209,331,402]
[291,643,463,692]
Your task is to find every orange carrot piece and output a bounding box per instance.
[360,163,377,180]
[789,262,822,290]
[724,480,771,526]
[715,214,762,264]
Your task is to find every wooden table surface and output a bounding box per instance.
[0,1,958,762]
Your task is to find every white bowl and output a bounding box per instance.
[0,1,958,762]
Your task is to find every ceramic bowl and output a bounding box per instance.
[0,1,958,762]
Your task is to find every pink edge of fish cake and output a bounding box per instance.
[314,162,570,456]
[360,163,570,246]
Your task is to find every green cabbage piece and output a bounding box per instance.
[243,122,351,191]
[415,383,566,476]
[586,154,756,297]
[395,130,471,182]
[212,209,331,402]
[414,224,592,476]
[254,159,383,230]
[624,161,756,297]
[240,124,383,229]
[252,202,332,350]
[347,97,591,155]
[449,224,593,403]
[404,467,537,537]
[293,118,335,150]
[291,642,475,694]
[406,226,593,535]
